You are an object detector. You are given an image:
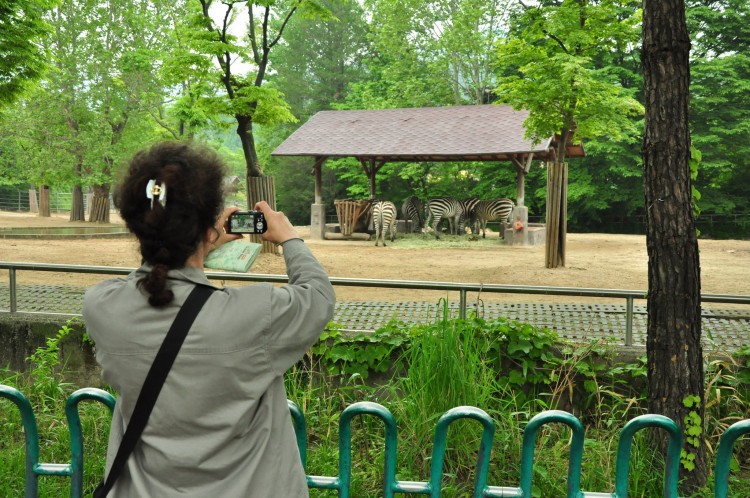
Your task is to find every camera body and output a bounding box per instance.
[227,210,267,234]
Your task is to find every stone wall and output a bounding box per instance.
[0,313,102,387]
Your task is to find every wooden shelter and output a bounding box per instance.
[271,104,583,263]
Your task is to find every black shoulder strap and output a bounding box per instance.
[94,284,215,498]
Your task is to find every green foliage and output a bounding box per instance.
[0,0,746,236]
[311,322,409,380]
[290,312,750,496]
[494,0,643,155]
[691,145,702,218]
[2,314,750,496]
[0,0,58,107]
[25,319,77,414]
[0,318,110,496]
[681,394,703,472]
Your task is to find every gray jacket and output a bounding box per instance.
[83,239,335,497]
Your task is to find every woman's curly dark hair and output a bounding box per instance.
[115,141,226,307]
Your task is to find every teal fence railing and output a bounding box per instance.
[2,384,749,498]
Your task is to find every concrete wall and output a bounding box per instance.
[0,313,102,387]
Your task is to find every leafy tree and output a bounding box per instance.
[262,0,369,222]
[191,1,331,174]
[0,0,57,106]
[190,0,333,251]
[360,0,510,107]
[642,0,706,492]
[38,0,169,221]
[330,0,517,206]
[687,0,750,216]
[136,0,220,139]
[494,0,643,265]
[44,0,98,220]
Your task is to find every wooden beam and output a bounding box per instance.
[358,158,371,176]
[524,152,534,173]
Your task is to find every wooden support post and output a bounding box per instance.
[310,157,327,240]
[516,166,525,208]
[312,157,325,205]
[511,153,534,208]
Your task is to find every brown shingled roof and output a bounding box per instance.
[272,104,580,162]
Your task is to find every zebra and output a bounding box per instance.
[459,197,481,234]
[372,200,397,246]
[474,198,515,238]
[425,197,464,239]
[401,196,423,233]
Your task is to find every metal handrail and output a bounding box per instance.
[2,261,750,347]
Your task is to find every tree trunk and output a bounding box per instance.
[70,154,85,221]
[642,0,706,492]
[88,185,110,223]
[28,187,38,213]
[70,185,85,221]
[237,115,263,177]
[237,112,278,254]
[38,186,50,217]
[545,160,568,268]
[247,176,278,255]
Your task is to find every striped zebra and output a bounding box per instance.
[474,198,515,238]
[459,197,481,234]
[372,200,397,246]
[425,197,464,239]
[401,196,423,233]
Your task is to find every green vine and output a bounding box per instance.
[680,394,702,472]
[311,321,409,380]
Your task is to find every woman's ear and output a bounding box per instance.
[205,227,218,246]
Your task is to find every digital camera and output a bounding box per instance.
[227,211,267,234]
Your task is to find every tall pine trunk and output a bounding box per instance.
[642,0,706,492]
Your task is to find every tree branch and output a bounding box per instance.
[248,3,260,65]
[269,4,298,49]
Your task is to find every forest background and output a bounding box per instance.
[0,0,748,237]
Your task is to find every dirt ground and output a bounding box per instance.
[1,210,749,306]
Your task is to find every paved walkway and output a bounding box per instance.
[2,284,748,349]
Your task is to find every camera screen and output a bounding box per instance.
[227,210,266,234]
[230,213,257,233]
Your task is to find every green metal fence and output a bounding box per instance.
[2,384,749,498]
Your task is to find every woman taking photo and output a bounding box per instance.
[84,141,335,497]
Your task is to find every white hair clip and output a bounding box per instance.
[146,179,167,208]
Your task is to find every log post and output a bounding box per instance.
[310,157,326,240]
[39,185,50,217]
[247,175,278,254]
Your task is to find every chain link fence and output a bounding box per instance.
[0,189,95,214]
[0,189,120,215]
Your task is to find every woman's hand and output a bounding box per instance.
[208,206,244,251]
[254,201,299,245]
